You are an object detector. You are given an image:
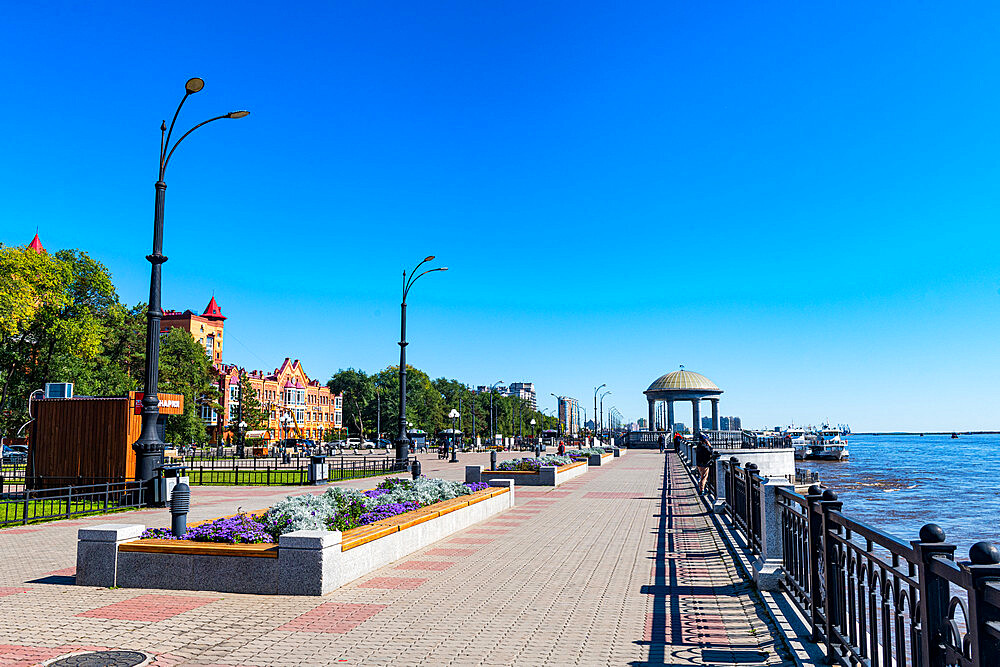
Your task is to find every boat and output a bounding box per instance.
[951,432,959,439]
[782,426,811,460]
[806,425,849,461]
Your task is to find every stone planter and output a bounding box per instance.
[465,460,588,487]
[76,480,513,596]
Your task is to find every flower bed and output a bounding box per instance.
[139,478,490,545]
[468,458,589,487]
[77,479,514,595]
[493,455,573,472]
[566,448,606,457]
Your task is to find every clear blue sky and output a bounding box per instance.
[3,2,1000,431]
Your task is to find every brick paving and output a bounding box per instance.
[0,450,791,666]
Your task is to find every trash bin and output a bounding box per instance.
[153,464,189,506]
[307,455,328,485]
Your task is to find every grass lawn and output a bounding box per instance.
[187,468,407,486]
[0,498,141,528]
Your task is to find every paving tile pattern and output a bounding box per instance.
[0,450,791,666]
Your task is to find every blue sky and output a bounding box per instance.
[3,2,1000,431]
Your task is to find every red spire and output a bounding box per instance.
[202,295,226,320]
[28,232,44,253]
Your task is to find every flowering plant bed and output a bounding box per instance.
[493,455,573,471]
[468,458,588,487]
[138,477,490,545]
[77,478,513,595]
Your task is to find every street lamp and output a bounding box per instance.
[593,384,606,446]
[599,391,611,441]
[489,380,503,447]
[529,418,537,442]
[133,78,249,498]
[280,412,292,446]
[395,256,447,466]
[550,393,563,437]
[448,408,460,462]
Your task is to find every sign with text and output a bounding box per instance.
[130,392,185,416]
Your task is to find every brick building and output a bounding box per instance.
[164,297,342,442]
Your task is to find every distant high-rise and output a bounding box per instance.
[701,416,714,430]
[557,396,579,435]
[637,417,648,430]
[507,382,536,409]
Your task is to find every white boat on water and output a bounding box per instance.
[807,425,849,461]
[783,426,811,460]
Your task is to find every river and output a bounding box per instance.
[793,433,1000,556]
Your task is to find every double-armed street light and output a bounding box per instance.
[448,408,460,462]
[133,78,249,498]
[593,384,606,444]
[395,256,447,466]
[488,380,503,447]
[599,391,612,441]
[549,393,563,437]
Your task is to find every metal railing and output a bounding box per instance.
[0,479,145,527]
[183,455,408,486]
[678,450,1000,666]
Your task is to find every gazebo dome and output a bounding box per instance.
[647,370,719,392]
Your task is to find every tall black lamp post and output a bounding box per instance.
[448,408,460,462]
[599,390,611,442]
[488,380,503,447]
[593,384,605,445]
[133,78,248,499]
[395,256,447,466]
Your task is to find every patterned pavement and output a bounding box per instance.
[0,451,792,666]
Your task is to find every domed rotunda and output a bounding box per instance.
[643,367,723,435]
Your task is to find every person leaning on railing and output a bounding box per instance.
[695,433,713,493]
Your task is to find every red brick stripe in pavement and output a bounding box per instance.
[44,567,76,577]
[0,644,107,667]
[0,587,30,597]
[358,577,427,590]
[423,548,477,556]
[584,491,643,499]
[0,529,40,535]
[466,528,508,534]
[448,537,495,544]
[77,594,219,621]
[394,560,455,571]
[278,602,386,633]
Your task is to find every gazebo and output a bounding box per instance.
[644,368,723,436]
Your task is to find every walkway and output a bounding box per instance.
[0,452,791,666]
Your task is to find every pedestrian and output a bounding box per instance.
[657,434,665,453]
[673,431,683,450]
[695,433,713,493]
[558,441,566,456]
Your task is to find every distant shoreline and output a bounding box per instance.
[853,431,1000,435]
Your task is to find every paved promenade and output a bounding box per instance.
[0,451,790,666]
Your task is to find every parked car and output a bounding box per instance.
[2,444,28,464]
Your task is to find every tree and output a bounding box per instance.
[0,245,116,437]
[158,328,219,445]
[327,368,374,437]
[237,372,268,431]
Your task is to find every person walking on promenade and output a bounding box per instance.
[695,433,713,493]
[657,434,665,453]
[673,431,683,451]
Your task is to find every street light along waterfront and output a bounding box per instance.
[395,256,447,465]
[133,77,248,499]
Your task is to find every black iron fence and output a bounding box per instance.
[182,455,408,486]
[0,479,145,528]
[677,449,1000,666]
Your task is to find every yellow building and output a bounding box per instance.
[163,296,343,442]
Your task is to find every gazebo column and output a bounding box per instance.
[667,401,674,430]
[647,398,655,432]
[692,399,701,437]
[710,398,719,430]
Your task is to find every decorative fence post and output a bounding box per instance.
[725,457,738,516]
[912,523,957,667]
[753,476,795,591]
[744,463,758,552]
[818,489,843,664]
[805,484,825,643]
[965,541,1000,666]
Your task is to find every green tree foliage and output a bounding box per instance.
[237,372,268,431]
[158,328,219,445]
[0,245,122,436]
[327,366,553,441]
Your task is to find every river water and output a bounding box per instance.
[793,433,1000,556]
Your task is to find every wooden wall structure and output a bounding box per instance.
[29,392,183,486]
